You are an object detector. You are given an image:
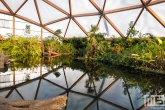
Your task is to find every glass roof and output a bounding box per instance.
[107,9,142,36]
[4,0,26,12]
[0,0,165,38]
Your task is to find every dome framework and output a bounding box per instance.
[0,0,165,38]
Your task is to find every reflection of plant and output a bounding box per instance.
[44,56,73,69]
[8,56,41,71]
[53,72,61,78]
[7,55,165,97]
[25,73,30,82]
[121,69,165,96]
[85,77,95,95]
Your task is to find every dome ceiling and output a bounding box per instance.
[0,0,165,38]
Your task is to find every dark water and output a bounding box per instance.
[0,56,165,110]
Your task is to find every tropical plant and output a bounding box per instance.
[43,34,75,54]
[126,21,139,38]
[85,25,110,59]
[24,24,31,37]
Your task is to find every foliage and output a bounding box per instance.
[43,35,75,54]
[98,36,165,72]
[69,37,88,57]
[0,36,42,58]
[85,25,110,59]
[54,29,62,35]
[24,24,31,37]
[126,21,139,38]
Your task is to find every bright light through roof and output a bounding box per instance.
[0,0,165,38]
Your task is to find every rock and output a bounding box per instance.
[0,53,8,68]
[0,95,67,110]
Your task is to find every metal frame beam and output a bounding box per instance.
[43,0,69,16]
[34,0,42,26]
[72,18,88,36]
[1,0,14,15]
[104,15,124,37]
[141,0,165,28]
[15,0,28,15]
[0,0,164,39]
[68,0,72,16]
[64,18,71,37]
[43,17,69,27]
[105,5,143,14]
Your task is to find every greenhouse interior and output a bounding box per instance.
[0,0,165,110]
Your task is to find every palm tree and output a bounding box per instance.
[85,25,99,58]
[89,25,99,34]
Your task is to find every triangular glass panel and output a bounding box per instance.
[0,1,9,11]
[99,100,120,110]
[136,9,165,37]
[128,87,144,110]
[17,0,39,23]
[0,28,12,37]
[94,76,115,95]
[27,23,41,36]
[0,14,12,29]
[88,101,98,110]
[49,0,70,13]
[150,3,165,22]
[65,19,86,38]
[4,0,26,12]
[17,80,39,100]
[66,92,94,110]
[8,89,23,100]
[37,0,67,24]
[46,19,69,37]
[98,16,120,38]
[15,17,27,30]
[94,0,105,10]
[106,8,141,36]
[75,15,100,33]
[0,90,10,97]
[43,29,52,38]
[44,69,67,88]
[71,0,98,15]
[15,29,24,36]
[15,17,41,36]
[71,74,96,96]
[105,0,142,11]
[37,79,65,100]
[65,68,85,88]
[100,79,132,110]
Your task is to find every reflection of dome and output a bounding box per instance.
[0,0,165,38]
[0,66,150,110]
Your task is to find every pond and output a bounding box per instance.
[0,56,165,110]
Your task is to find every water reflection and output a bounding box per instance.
[0,56,165,110]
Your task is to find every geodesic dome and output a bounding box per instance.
[0,0,165,38]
